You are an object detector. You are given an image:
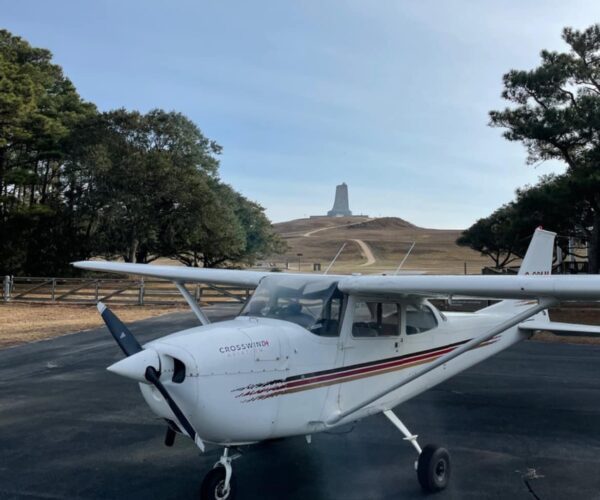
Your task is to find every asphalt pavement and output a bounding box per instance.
[1,305,600,500]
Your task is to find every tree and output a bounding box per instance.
[513,174,591,251]
[489,24,600,272]
[159,179,287,268]
[0,30,284,274]
[0,29,97,275]
[211,182,288,268]
[458,174,590,268]
[82,109,222,263]
[457,203,521,268]
[0,30,96,207]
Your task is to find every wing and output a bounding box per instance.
[72,261,270,287]
[338,274,600,301]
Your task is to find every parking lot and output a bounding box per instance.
[1,307,599,499]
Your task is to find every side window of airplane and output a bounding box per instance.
[405,304,438,334]
[352,302,400,337]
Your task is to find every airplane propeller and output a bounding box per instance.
[98,302,142,356]
[97,302,204,451]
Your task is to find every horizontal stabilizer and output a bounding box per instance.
[519,320,600,335]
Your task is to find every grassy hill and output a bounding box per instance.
[270,216,494,275]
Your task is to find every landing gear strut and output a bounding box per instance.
[200,448,239,500]
[383,410,451,493]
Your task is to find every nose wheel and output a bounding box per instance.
[200,448,239,500]
[200,465,236,500]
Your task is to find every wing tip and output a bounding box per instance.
[97,301,107,314]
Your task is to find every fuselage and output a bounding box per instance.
[139,294,538,445]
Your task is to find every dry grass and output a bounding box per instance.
[273,216,496,274]
[0,303,187,349]
[275,216,370,236]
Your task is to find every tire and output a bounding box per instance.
[416,444,451,493]
[200,465,237,500]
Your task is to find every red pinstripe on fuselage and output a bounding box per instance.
[232,337,497,402]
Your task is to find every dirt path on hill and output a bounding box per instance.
[352,238,376,266]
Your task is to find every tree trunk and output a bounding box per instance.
[135,246,148,264]
[0,148,6,206]
[40,160,50,204]
[127,238,139,263]
[588,208,600,274]
[29,159,38,207]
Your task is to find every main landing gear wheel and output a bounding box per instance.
[417,444,451,493]
[200,465,237,500]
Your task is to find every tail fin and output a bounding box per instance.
[479,227,556,314]
[518,227,556,276]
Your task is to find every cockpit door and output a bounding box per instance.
[403,302,440,350]
[335,295,405,412]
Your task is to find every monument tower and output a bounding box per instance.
[327,182,352,217]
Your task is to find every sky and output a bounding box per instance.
[2,1,600,228]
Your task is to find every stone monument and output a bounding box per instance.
[327,182,352,217]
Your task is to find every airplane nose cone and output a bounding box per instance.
[107,348,160,383]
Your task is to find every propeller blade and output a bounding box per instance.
[145,366,197,440]
[97,302,142,356]
[98,304,205,452]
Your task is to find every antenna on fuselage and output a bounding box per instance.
[393,241,416,276]
[324,242,347,275]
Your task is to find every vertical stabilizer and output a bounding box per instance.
[518,228,556,276]
[479,228,556,314]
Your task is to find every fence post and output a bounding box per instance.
[51,278,56,302]
[3,276,11,302]
[138,278,145,306]
[95,280,99,302]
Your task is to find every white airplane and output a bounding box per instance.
[74,228,600,500]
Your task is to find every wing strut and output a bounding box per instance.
[174,282,210,325]
[326,297,557,426]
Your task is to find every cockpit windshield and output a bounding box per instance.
[239,275,343,336]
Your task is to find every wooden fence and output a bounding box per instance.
[482,261,589,275]
[2,276,252,306]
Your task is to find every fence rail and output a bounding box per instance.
[482,261,589,275]
[2,276,252,306]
